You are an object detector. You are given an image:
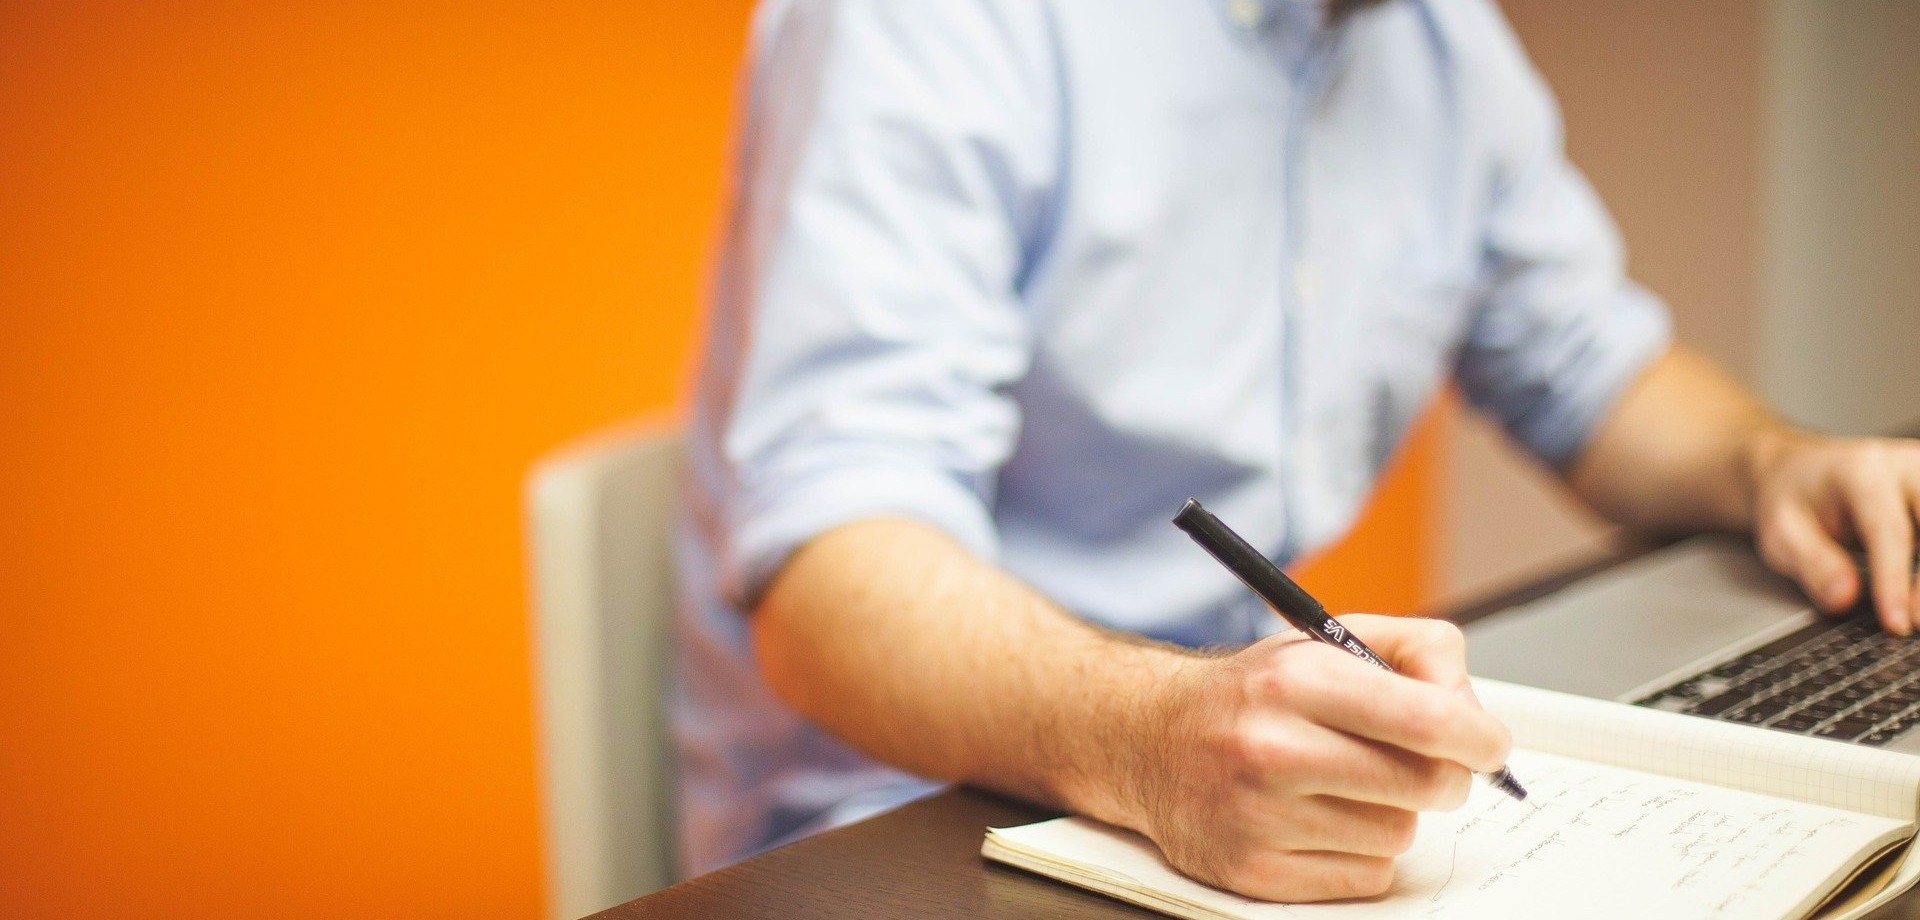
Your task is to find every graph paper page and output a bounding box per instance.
[1473,678,1920,820]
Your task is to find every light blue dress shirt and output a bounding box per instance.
[673,0,1671,876]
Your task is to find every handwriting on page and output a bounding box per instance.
[988,745,1911,920]
[1348,750,1897,920]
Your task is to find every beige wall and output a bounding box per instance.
[1439,1,1767,605]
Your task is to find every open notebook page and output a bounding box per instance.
[1473,678,1920,820]
[986,748,1912,920]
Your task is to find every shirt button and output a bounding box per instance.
[1228,0,1265,30]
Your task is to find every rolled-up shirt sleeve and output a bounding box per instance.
[1453,8,1673,469]
[710,0,1058,605]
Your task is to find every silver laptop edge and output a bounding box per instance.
[1463,535,1920,756]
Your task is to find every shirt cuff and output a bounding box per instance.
[1508,284,1673,468]
[724,459,1000,607]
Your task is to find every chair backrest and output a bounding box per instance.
[525,426,681,920]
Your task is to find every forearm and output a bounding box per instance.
[750,516,1191,827]
[752,518,1513,902]
[1568,344,1800,532]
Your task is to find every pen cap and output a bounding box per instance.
[1172,499,1325,619]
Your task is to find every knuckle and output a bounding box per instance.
[1859,495,1905,531]
[1232,728,1305,777]
[1247,661,1291,702]
[1381,809,1420,854]
[1846,446,1887,479]
[1756,502,1794,534]
[1406,758,1457,808]
[1346,857,1396,897]
[1406,617,1465,662]
[1755,525,1796,568]
[1435,763,1474,810]
[1398,692,1452,747]
[1421,617,1465,649]
[1251,656,1313,706]
[1814,547,1853,576]
[1758,503,1801,541]
[1258,646,1329,701]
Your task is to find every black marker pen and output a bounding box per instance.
[1173,498,1528,803]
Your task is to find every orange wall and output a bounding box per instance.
[1294,405,1444,617]
[0,2,1432,916]
[2,3,754,916]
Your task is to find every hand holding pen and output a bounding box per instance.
[1101,501,1514,902]
[1173,498,1526,802]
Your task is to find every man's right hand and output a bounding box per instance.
[753,520,1510,903]
[1116,615,1512,902]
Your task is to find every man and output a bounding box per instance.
[673,0,1920,900]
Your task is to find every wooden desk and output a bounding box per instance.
[597,543,1920,920]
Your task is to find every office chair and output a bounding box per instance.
[525,425,681,920]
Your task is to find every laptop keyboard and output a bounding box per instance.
[1635,615,1920,746]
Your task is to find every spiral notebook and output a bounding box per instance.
[983,679,1920,920]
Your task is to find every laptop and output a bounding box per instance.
[1465,535,1920,754]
